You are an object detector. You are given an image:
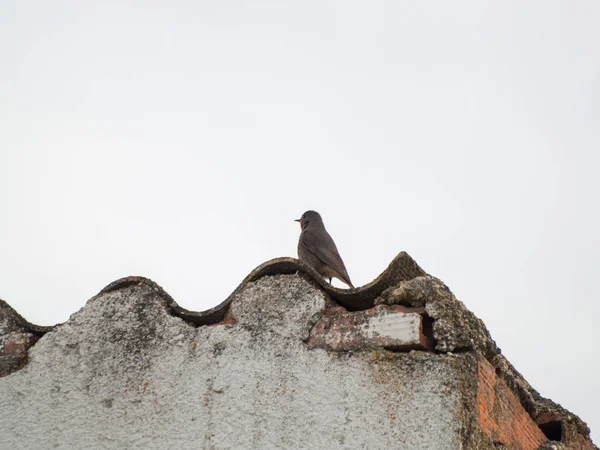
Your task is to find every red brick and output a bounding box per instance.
[477,359,546,450]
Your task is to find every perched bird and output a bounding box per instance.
[295,210,354,288]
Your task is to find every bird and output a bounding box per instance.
[295,210,354,288]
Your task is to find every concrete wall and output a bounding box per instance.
[0,255,596,449]
[0,275,483,450]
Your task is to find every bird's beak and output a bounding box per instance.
[294,219,301,222]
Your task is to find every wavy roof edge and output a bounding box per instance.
[3,251,426,332]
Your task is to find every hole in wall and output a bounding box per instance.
[422,313,436,349]
[538,420,563,442]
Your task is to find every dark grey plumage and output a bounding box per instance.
[295,210,354,288]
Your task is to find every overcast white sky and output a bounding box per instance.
[1,0,599,442]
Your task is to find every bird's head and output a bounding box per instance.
[295,210,324,230]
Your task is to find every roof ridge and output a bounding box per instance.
[6,251,426,331]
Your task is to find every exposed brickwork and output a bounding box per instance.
[0,332,38,377]
[536,411,596,450]
[0,300,42,377]
[307,304,432,352]
[477,358,547,450]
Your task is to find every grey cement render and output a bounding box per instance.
[1,275,479,450]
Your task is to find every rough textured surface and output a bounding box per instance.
[376,274,597,450]
[307,304,431,352]
[375,275,499,358]
[491,353,596,450]
[1,276,485,450]
[0,253,596,449]
[0,300,48,377]
[477,357,546,450]
[23,252,427,329]
[228,275,327,340]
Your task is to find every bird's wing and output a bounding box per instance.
[301,229,353,286]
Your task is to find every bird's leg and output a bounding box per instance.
[329,277,332,284]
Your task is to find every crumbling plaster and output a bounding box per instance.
[1,276,485,449]
[0,253,596,449]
